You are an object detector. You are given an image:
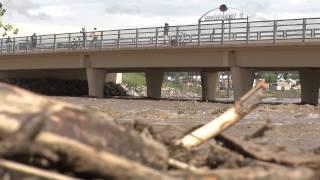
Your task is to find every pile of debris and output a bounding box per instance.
[0,79,128,97]
[0,82,319,180]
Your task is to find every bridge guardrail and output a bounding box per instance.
[1,17,320,54]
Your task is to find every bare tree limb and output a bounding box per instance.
[176,82,267,149]
[0,158,79,180]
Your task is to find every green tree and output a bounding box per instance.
[259,72,278,83]
[0,3,18,37]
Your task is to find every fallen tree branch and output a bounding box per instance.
[0,118,175,179]
[0,158,79,180]
[0,82,168,168]
[168,158,204,173]
[176,82,267,149]
[0,82,173,179]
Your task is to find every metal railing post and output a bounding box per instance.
[100,31,103,49]
[117,30,120,48]
[273,20,277,45]
[53,34,57,51]
[136,28,139,48]
[26,37,29,53]
[176,26,179,46]
[221,20,225,45]
[68,33,71,49]
[0,39,3,55]
[198,20,201,45]
[311,29,315,38]
[39,35,42,50]
[155,27,158,47]
[302,18,307,42]
[246,18,250,44]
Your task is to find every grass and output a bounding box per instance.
[122,73,146,88]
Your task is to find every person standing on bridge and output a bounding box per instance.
[164,22,169,45]
[80,27,87,49]
[5,36,12,52]
[90,27,99,48]
[31,33,37,50]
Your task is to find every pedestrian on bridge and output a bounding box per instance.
[90,27,99,48]
[5,36,12,52]
[164,22,169,45]
[31,33,37,50]
[80,27,87,48]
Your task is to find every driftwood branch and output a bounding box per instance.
[0,117,175,179]
[0,158,79,180]
[176,82,267,149]
[168,158,203,173]
[0,82,172,179]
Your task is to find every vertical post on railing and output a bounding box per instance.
[39,35,42,51]
[221,20,225,45]
[176,26,179,46]
[273,20,277,45]
[311,29,315,38]
[25,37,29,53]
[13,38,15,53]
[198,20,201,45]
[246,17,250,44]
[53,34,57,51]
[136,28,139,48]
[155,27,159,47]
[100,31,103,49]
[0,39,3,55]
[68,33,71,49]
[302,18,307,42]
[228,20,231,40]
[117,30,120,48]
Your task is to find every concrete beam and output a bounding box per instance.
[300,69,320,105]
[231,67,255,101]
[86,68,107,98]
[145,70,164,99]
[201,71,219,101]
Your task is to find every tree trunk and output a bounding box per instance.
[0,82,168,170]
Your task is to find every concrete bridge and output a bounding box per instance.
[0,17,319,105]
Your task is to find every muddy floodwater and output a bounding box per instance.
[55,97,320,153]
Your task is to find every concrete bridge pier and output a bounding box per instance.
[145,69,164,99]
[231,67,255,101]
[201,71,219,101]
[86,68,107,98]
[300,69,320,105]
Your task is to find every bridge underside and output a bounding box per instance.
[0,44,319,105]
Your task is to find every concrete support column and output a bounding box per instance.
[86,68,107,98]
[231,67,255,101]
[106,73,123,84]
[300,69,320,105]
[201,71,219,101]
[145,70,164,99]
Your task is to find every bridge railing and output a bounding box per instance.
[1,17,320,54]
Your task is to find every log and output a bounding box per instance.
[176,82,267,149]
[0,118,175,179]
[0,158,79,180]
[0,83,168,170]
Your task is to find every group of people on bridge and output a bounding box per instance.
[5,33,38,52]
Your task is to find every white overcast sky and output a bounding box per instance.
[2,0,320,36]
